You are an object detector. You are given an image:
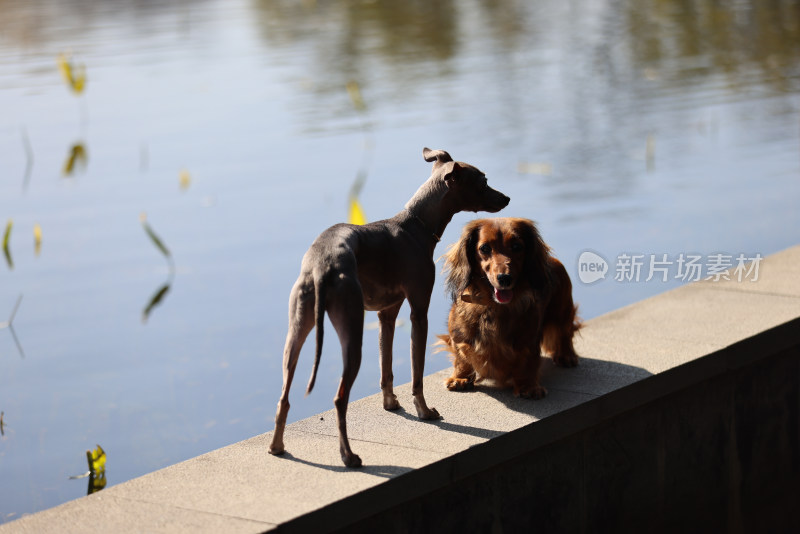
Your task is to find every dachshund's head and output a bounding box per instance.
[444,218,550,305]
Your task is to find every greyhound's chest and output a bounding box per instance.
[356,256,407,310]
[360,282,405,311]
[350,228,434,311]
[357,254,432,311]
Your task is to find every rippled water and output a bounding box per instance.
[1,0,799,521]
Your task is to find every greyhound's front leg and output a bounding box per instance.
[409,302,441,420]
[378,302,402,411]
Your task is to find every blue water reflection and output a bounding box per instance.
[1,0,799,522]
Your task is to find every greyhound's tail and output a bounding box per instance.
[305,273,326,396]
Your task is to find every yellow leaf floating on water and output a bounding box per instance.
[2,219,12,270]
[57,53,71,84]
[139,212,171,260]
[89,471,106,494]
[348,197,366,225]
[85,444,107,494]
[57,52,87,94]
[179,169,191,190]
[62,143,88,176]
[142,282,171,323]
[86,444,106,475]
[139,213,175,322]
[2,219,11,251]
[346,80,366,111]
[33,223,42,256]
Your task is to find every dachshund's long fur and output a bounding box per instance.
[437,218,580,398]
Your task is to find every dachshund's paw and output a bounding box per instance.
[553,352,579,368]
[515,384,548,399]
[445,377,475,391]
[382,393,401,411]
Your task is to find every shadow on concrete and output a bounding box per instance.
[439,356,653,420]
[389,406,504,441]
[276,451,415,479]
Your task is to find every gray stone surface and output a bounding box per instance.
[108,432,447,527]
[3,493,270,534]
[3,245,798,534]
[701,244,800,297]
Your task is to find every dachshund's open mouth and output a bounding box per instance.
[493,287,513,304]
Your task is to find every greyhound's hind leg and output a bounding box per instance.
[327,274,364,468]
[269,279,315,456]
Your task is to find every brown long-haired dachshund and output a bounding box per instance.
[436,218,581,399]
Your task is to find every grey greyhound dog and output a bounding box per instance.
[268,147,510,467]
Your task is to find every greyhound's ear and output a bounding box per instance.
[423,147,454,164]
[443,161,461,185]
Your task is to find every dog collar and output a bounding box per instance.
[407,210,441,243]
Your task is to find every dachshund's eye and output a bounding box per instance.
[478,244,492,255]
[511,242,524,253]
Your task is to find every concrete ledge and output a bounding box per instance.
[3,245,799,533]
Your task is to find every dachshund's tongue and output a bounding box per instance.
[494,288,513,304]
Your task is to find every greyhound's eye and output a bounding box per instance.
[478,244,491,255]
[511,242,523,253]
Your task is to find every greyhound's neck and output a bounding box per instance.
[403,176,456,243]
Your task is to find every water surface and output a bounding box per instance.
[1,0,798,521]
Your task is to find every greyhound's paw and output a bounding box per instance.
[342,452,362,468]
[445,377,475,391]
[268,443,285,456]
[422,406,441,420]
[413,398,442,420]
[419,406,441,420]
[382,393,401,411]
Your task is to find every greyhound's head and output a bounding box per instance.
[423,147,510,214]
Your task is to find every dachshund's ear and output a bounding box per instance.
[443,221,480,302]
[519,219,552,294]
[423,147,454,164]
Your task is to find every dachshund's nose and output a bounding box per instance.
[496,274,513,287]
